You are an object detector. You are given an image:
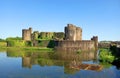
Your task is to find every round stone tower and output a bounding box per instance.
[22,27,32,41]
[65,24,82,41]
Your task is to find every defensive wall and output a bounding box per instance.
[55,40,94,51]
[55,37,98,51]
[55,24,98,51]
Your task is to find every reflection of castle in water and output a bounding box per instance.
[22,52,96,66]
[21,51,101,70]
[6,50,102,74]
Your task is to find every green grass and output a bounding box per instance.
[0,47,54,52]
[22,47,54,51]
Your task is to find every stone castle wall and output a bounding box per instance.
[22,28,64,41]
[55,40,95,51]
[21,24,98,51]
[55,24,98,51]
[91,36,98,50]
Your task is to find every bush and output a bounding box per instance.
[99,49,114,63]
[38,40,55,48]
[25,41,33,47]
[38,40,49,47]
[47,40,55,48]
[7,40,33,47]
[7,40,26,47]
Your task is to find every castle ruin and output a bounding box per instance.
[22,24,98,51]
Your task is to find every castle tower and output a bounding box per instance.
[22,27,32,41]
[76,27,82,40]
[91,36,98,50]
[65,24,82,41]
[32,31,39,40]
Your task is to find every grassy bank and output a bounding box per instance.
[22,47,54,51]
[0,47,54,52]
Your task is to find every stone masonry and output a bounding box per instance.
[22,24,98,51]
[22,27,32,41]
[56,24,98,51]
[65,24,82,41]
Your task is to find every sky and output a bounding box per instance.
[0,0,120,41]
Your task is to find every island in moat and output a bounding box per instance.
[6,24,98,52]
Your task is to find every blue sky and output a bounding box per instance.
[0,0,120,41]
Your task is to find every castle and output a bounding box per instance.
[22,24,98,51]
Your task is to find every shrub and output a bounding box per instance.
[47,40,55,48]
[99,49,114,63]
[7,40,26,47]
[25,41,33,47]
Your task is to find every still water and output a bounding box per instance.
[0,50,120,78]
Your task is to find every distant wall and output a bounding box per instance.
[98,43,110,48]
[38,32,54,40]
[38,32,64,40]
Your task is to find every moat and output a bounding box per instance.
[0,50,120,78]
